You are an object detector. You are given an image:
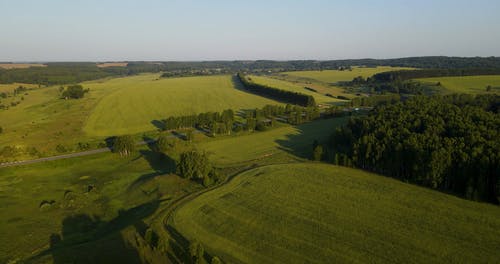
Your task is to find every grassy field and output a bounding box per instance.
[0,63,46,69]
[172,163,500,263]
[96,62,128,68]
[84,74,279,136]
[250,67,413,102]
[0,74,280,159]
[199,118,346,166]
[0,143,201,263]
[0,83,39,93]
[248,75,345,105]
[282,66,413,84]
[417,75,500,94]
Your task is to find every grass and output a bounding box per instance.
[0,74,279,159]
[248,75,345,105]
[199,118,347,166]
[0,145,201,263]
[250,67,413,102]
[172,163,500,264]
[283,66,413,84]
[83,74,279,136]
[417,75,500,94]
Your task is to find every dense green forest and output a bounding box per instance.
[237,73,316,106]
[331,94,500,203]
[372,68,500,82]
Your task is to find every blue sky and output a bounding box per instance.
[1,0,499,61]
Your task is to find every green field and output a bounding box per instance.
[172,163,500,263]
[417,75,500,94]
[283,66,413,84]
[0,143,201,263]
[199,118,346,165]
[248,75,344,104]
[84,74,279,136]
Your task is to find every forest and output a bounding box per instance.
[331,94,500,203]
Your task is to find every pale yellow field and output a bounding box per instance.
[96,62,128,68]
[0,63,46,69]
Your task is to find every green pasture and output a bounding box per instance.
[84,74,279,136]
[417,75,500,94]
[283,66,413,84]
[199,118,346,166]
[172,163,500,264]
[0,145,200,263]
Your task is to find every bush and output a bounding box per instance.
[62,85,88,99]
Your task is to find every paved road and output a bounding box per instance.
[0,139,156,168]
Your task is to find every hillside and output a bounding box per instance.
[171,163,500,263]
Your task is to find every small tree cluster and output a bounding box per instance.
[61,84,88,99]
[113,135,135,156]
[177,150,216,186]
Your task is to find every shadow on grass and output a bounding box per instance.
[29,200,164,264]
[274,117,346,160]
[151,119,164,131]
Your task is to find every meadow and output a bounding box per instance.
[199,118,346,166]
[172,163,500,264]
[282,66,413,84]
[83,74,279,136]
[417,75,500,94]
[0,142,201,263]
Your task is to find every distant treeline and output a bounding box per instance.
[372,68,500,82]
[237,73,316,107]
[3,57,500,85]
[331,94,500,203]
[350,94,401,107]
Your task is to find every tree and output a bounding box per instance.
[185,129,195,141]
[156,134,172,153]
[0,126,2,134]
[189,240,204,264]
[177,150,212,180]
[313,145,323,161]
[486,85,492,92]
[62,84,88,99]
[113,135,135,156]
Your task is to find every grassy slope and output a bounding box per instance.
[199,118,346,166]
[248,75,344,105]
[417,75,500,94]
[283,66,413,84]
[172,163,500,264]
[0,145,200,263]
[84,74,279,136]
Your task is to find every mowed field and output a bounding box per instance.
[282,66,413,84]
[199,118,346,165]
[172,163,500,264]
[248,75,345,104]
[0,63,46,69]
[417,75,500,94]
[84,74,279,136]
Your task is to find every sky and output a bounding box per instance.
[1,0,499,61]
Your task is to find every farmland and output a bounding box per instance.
[282,66,413,84]
[417,75,500,94]
[0,63,46,69]
[83,74,279,136]
[171,163,500,264]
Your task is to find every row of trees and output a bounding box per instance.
[331,94,500,203]
[372,68,500,82]
[237,73,316,107]
[350,94,401,107]
[163,109,235,134]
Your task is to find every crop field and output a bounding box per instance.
[417,75,500,94]
[282,66,413,84]
[84,74,279,136]
[96,62,128,67]
[0,145,201,263]
[172,163,500,264]
[199,118,346,166]
[0,63,46,69]
[248,75,345,104]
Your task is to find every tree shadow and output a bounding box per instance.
[274,118,345,160]
[151,119,164,131]
[29,200,163,264]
